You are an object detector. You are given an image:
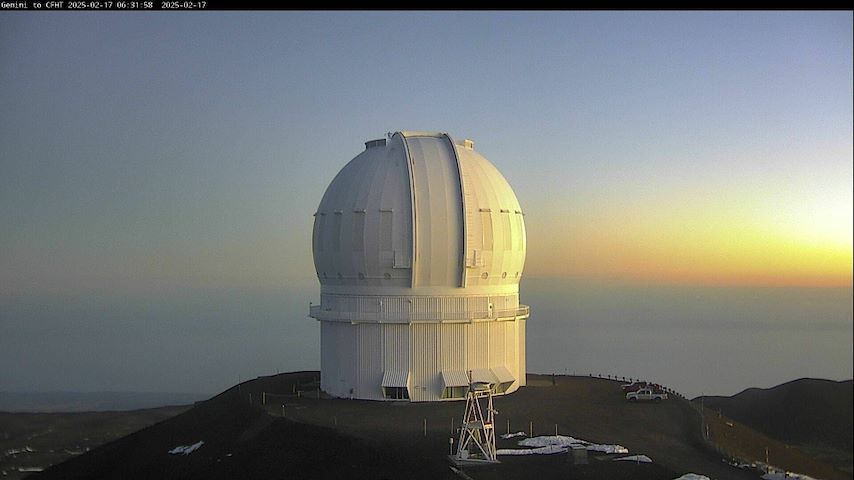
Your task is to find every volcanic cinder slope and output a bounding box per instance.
[33,372,785,480]
[0,405,191,480]
[56,372,854,480]
[699,378,853,475]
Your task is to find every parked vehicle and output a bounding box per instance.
[621,381,649,393]
[626,388,667,402]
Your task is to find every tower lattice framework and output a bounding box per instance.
[455,378,498,464]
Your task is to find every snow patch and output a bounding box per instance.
[673,475,710,480]
[500,431,527,439]
[761,473,819,480]
[4,447,34,457]
[518,435,628,454]
[496,445,567,455]
[168,441,204,456]
[615,455,653,463]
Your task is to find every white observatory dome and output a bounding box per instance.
[312,131,526,294]
[310,131,530,402]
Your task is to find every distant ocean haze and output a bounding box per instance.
[1,279,851,400]
[0,391,208,412]
[522,278,853,398]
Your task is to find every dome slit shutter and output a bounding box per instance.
[404,135,464,288]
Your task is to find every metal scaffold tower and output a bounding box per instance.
[453,378,499,465]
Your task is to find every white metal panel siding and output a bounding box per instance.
[357,323,383,400]
[504,320,518,385]
[488,321,505,367]
[382,323,410,393]
[338,323,358,397]
[320,322,357,398]
[441,323,466,371]
[320,322,334,395]
[518,319,526,387]
[466,322,489,370]
[323,317,525,401]
[405,135,464,288]
[409,323,441,401]
[499,320,519,392]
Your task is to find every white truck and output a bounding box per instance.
[626,388,667,402]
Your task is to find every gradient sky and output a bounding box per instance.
[2,11,851,298]
[0,12,851,394]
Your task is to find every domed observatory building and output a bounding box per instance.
[309,131,529,402]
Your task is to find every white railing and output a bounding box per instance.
[309,305,529,323]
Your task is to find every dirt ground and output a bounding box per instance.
[242,372,758,480]
[33,372,841,480]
